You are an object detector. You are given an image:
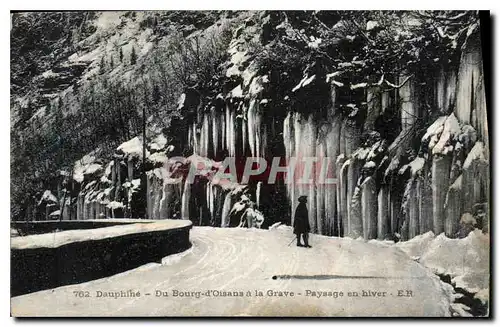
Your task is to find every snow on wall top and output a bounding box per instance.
[107,201,124,210]
[432,113,460,155]
[149,152,168,164]
[85,163,103,175]
[422,115,447,145]
[150,134,168,151]
[398,156,425,177]
[117,136,150,159]
[248,75,268,97]
[38,190,58,205]
[449,174,463,191]
[73,150,102,183]
[463,141,486,169]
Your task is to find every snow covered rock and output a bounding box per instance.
[432,113,460,156]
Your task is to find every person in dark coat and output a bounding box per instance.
[293,196,311,248]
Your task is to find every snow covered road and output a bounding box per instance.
[11,226,452,317]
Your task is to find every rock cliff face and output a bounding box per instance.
[12,11,489,241]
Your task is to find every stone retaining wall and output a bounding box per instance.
[11,219,192,297]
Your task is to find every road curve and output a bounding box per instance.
[11,226,451,317]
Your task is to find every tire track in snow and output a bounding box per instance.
[11,227,452,317]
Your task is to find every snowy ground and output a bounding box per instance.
[372,230,490,313]
[11,226,463,317]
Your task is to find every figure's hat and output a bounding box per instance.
[298,195,307,202]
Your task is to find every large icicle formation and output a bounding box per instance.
[28,11,489,241]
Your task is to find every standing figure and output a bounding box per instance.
[293,196,311,248]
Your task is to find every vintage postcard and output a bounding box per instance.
[10,10,490,317]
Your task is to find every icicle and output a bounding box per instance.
[211,185,215,219]
[349,186,363,238]
[339,119,347,158]
[221,109,226,152]
[242,113,247,156]
[325,183,336,236]
[159,180,170,219]
[212,111,219,157]
[361,177,377,239]
[212,185,218,225]
[192,123,198,155]
[339,159,350,237]
[221,192,232,227]
[259,119,267,160]
[432,155,451,234]
[377,186,390,239]
[418,176,433,233]
[225,104,230,154]
[229,108,236,157]
[255,101,262,159]
[347,161,360,237]
[389,188,401,235]
[474,73,488,144]
[188,126,193,153]
[283,112,291,159]
[364,87,381,131]
[154,175,162,219]
[381,90,390,114]
[293,113,304,205]
[293,113,302,163]
[316,141,325,235]
[127,159,133,183]
[408,180,420,239]
[202,113,210,157]
[181,178,191,220]
[146,174,152,219]
[303,115,317,232]
[456,48,482,124]
[148,175,155,219]
[399,72,417,130]
[326,119,340,236]
[308,182,317,234]
[76,194,81,220]
[283,111,295,208]
[111,160,116,185]
[445,175,462,237]
[436,68,457,114]
[206,183,212,222]
[256,181,262,209]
